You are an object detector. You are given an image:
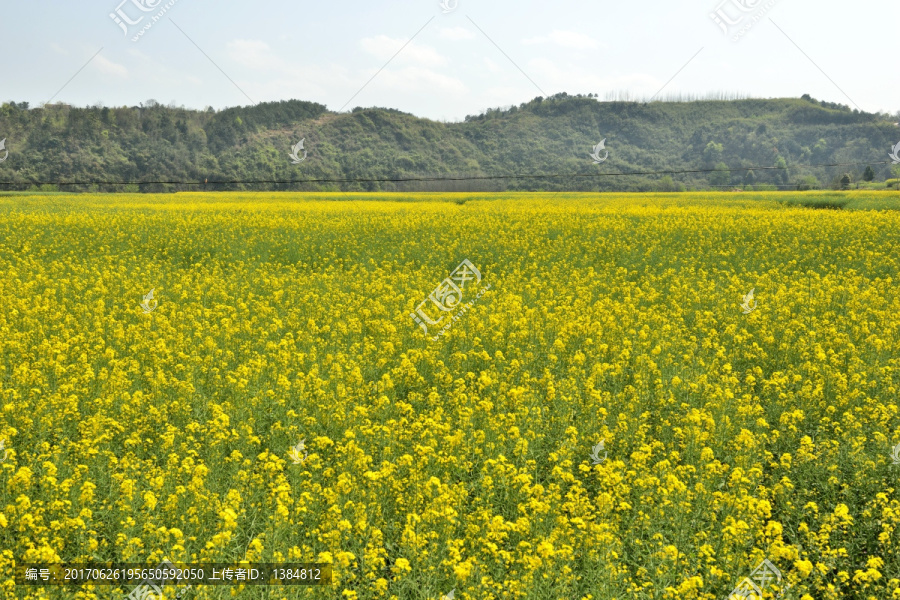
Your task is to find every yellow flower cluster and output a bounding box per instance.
[0,191,899,599]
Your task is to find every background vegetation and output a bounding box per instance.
[1,95,898,193]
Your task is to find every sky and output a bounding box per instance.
[2,0,898,122]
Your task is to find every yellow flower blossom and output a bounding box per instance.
[2,191,898,598]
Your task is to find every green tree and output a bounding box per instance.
[774,156,788,184]
[709,162,730,187]
[812,138,828,159]
[656,175,685,192]
[702,141,724,166]
[863,165,875,181]
[840,173,851,189]
[796,175,819,190]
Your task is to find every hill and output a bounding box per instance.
[1,94,898,192]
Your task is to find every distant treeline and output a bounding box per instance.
[1,94,898,192]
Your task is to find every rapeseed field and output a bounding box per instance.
[1,191,899,600]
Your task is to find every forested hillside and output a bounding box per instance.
[1,94,898,192]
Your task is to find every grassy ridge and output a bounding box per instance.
[1,95,899,192]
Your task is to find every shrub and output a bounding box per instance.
[656,176,686,192]
[796,175,820,191]
[839,174,851,189]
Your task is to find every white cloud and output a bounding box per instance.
[94,54,129,77]
[227,39,285,71]
[522,30,602,50]
[438,26,475,41]
[223,39,353,103]
[359,66,467,95]
[482,57,502,74]
[360,35,447,67]
[482,86,533,106]
[220,36,465,109]
[527,57,661,96]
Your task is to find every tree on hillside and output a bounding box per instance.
[703,141,724,166]
[840,173,852,189]
[709,163,730,187]
[774,156,789,184]
[812,138,828,160]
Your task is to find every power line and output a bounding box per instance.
[0,161,891,188]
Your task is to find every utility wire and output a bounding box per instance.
[0,161,892,187]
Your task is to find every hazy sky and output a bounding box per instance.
[3,0,898,121]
